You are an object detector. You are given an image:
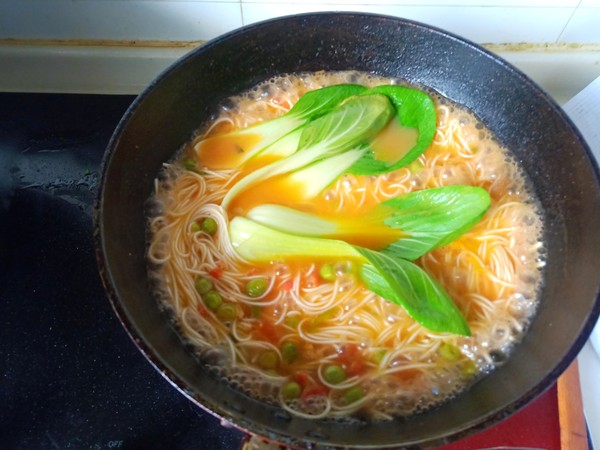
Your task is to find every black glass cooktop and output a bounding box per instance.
[0,93,245,450]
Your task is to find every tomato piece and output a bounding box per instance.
[209,266,223,279]
[197,305,209,318]
[346,359,367,377]
[257,320,279,344]
[294,372,310,388]
[338,344,367,376]
[394,368,420,382]
[338,344,360,360]
[301,385,328,400]
[304,272,320,288]
[280,279,294,291]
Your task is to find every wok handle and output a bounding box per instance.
[557,360,589,450]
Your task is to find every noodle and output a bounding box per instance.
[147,71,544,420]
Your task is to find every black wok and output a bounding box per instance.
[94,12,600,449]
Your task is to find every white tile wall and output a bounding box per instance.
[559,7,600,43]
[0,1,243,41]
[0,0,598,44]
[242,0,580,5]
[242,4,574,43]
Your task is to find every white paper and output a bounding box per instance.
[563,75,600,166]
[563,76,600,450]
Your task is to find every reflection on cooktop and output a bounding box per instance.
[0,93,244,450]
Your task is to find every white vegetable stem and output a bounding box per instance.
[229,217,363,263]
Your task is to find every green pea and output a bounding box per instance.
[216,303,236,322]
[182,157,197,171]
[372,349,386,364]
[251,305,262,318]
[284,315,299,328]
[190,222,201,233]
[319,263,336,282]
[201,217,218,236]
[195,277,213,295]
[246,277,267,297]
[408,160,423,174]
[313,308,338,327]
[281,381,301,400]
[440,343,461,361]
[323,364,346,385]
[258,350,279,370]
[203,290,222,311]
[281,341,299,364]
[462,360,477,377]
[343,386,365,404]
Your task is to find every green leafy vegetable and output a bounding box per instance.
[195,84,367,169]
[294,94,393,154]
[381,185,491,260]
[288,84,369,119]
[245,185,490,260]
[220,84,488,336]
[247,204,337,236]
[356,248,470,335]
[282,147,366,200]
[228,216,471,335]
[221,94,394,209]
[349,85,436,175]
[257,127,303,160]
[229,217,362,263]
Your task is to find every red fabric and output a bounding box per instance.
[439,384,560,450]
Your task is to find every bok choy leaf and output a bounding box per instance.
[247,204,339,236]
[194,84,367,170]
[283,148,367,200]
[349,85,436,175]
[229,216,362,262]
[288,84,368,119]
[221,94,394,209]
[381,185,490,260]
[228,216,471,335]
[245,185,490,260]
[219,83,488,336]
[356,248,471,335]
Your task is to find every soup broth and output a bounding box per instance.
[147,71,544,420]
